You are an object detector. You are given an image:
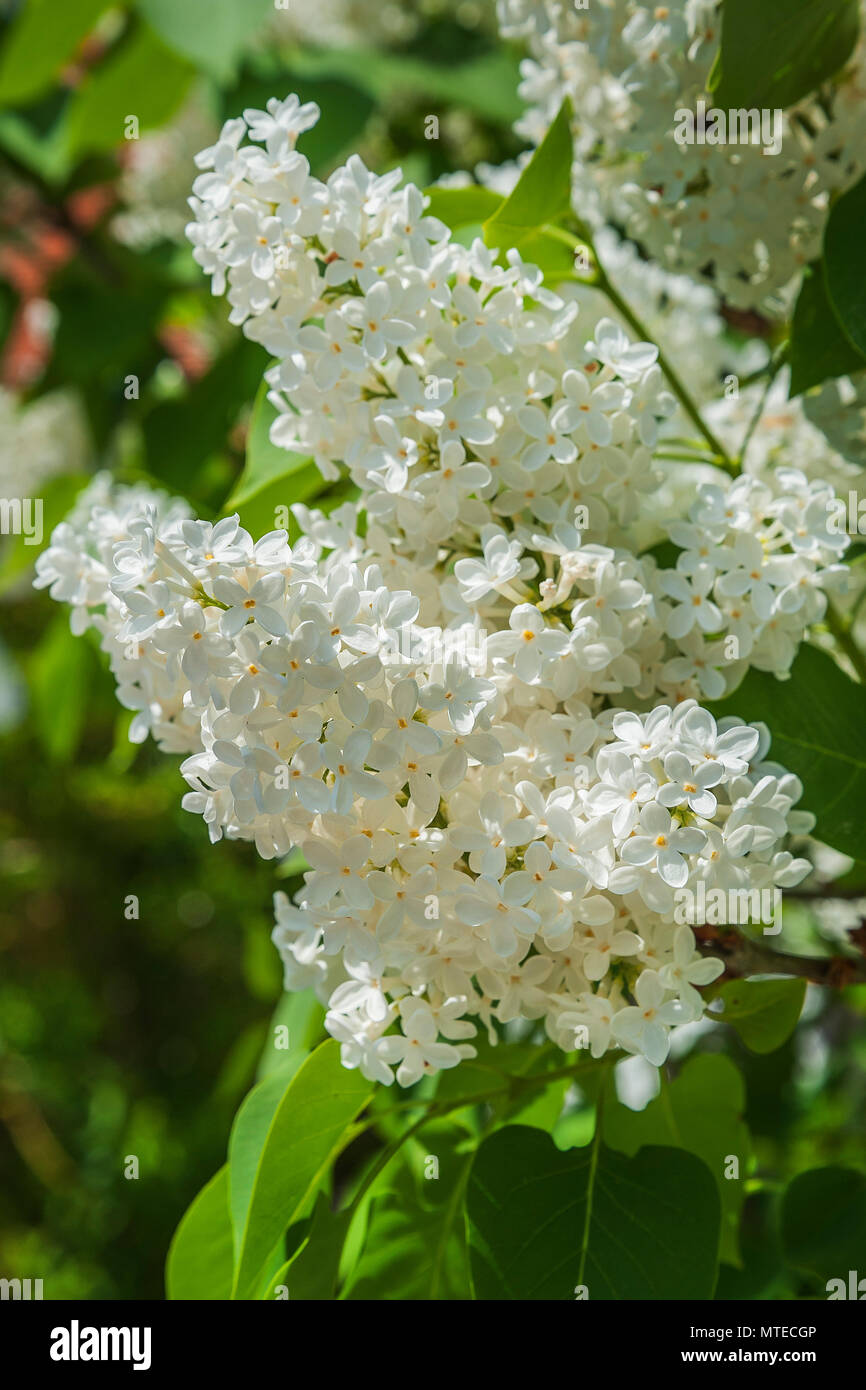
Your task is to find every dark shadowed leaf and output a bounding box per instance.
[715,0,860,109]
[789,261,866,397]
[466,1125,720,1299]
[824,170,866,359]
[603,1054,750,1265]
[781,1166,866,1284]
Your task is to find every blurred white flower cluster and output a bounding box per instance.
[270,0,494,50]
[496,0,866,310]
[0,387,88,502]
[37,95,844,1085]
[112,101,220,252]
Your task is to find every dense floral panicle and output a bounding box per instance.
[183,97,849,706]
[496,0,866,310]
[36,91,845,1086]
[37,467,815,1084]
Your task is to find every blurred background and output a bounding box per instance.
[1,0,865,1301]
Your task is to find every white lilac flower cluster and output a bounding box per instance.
[37,95,835,1086]
[433,170,760,404]
[184,96,848,700]
[704,371,866,492]
[35,470,815,1081]
[496,0,866,310]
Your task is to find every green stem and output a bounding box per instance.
[736,347,784,470]
[654,451,726,465]
[576,1070,609,1289]
[350,1054,606,1134]
[429,1115,496,1299]
[549,226,735,471]
[663,436,721,452]
[595,265,737,473]
[541,223,600,286]
[342,1108,432,1224]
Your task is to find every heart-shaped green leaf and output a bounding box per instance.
[466,1125,720,1299]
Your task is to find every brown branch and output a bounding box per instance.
[694,924,866,988]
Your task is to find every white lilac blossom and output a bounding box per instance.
[182,97,849,696]
[496,0,866,311]
[37,95,839,1087]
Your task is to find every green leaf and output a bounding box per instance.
[260,1192,352,1300]
[224,375,322,514]
[229,1040,372,1299]
[255,988,325,1082]
[221,371,332,538]
[709,643,866,860]
[280,45,525,124]
[0,0,108,107]
[712,978,807,1054]
[788,261,866,396]
[781,1167,866,1285]
[466,1126,720,1299]
[715,1192,791,1300]
[423,185,504,233]
[51,275,168,394]
[144,338,266,503]
[166,1166,234,1300]
[603,1054,751,1265]
[714,0,860,110]
[430,1037,594,1131]
[824,169,866,359]
[29,612,94,763]
[506,1074,571,1132]
[65,24,195,159]
[136,0,275,82]
[344,1122,474,1301]
[228,1068,295,1256]
[483,98,577,275]
[0,105,73,184]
